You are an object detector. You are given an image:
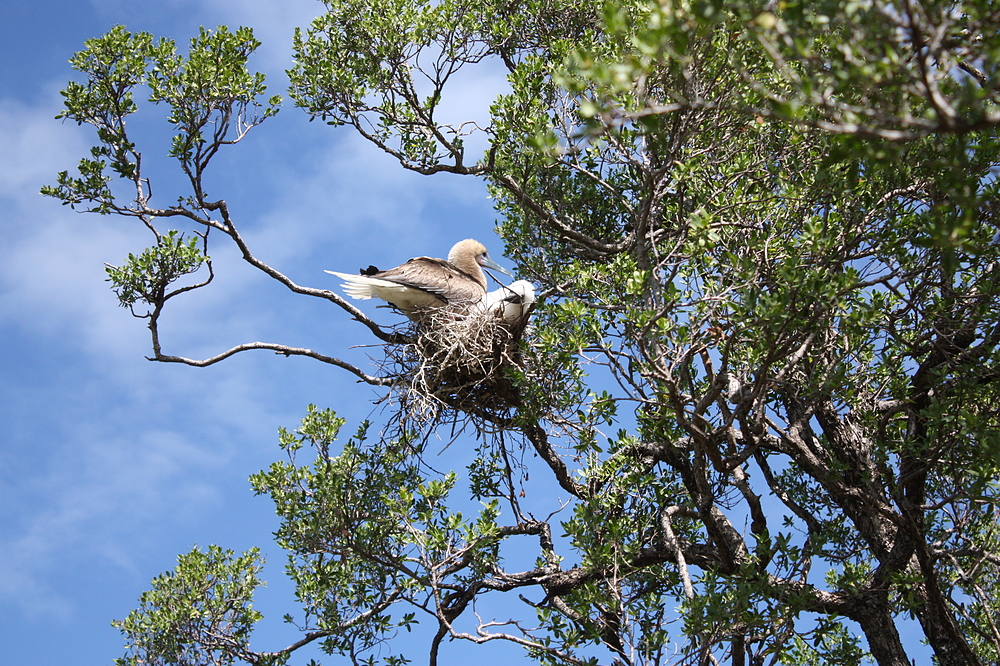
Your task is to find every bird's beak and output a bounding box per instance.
[481,254,513,277]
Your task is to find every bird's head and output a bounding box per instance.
[450,239,512,277]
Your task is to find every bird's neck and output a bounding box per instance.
[450,258,486,290]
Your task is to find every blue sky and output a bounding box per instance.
[0,1,526,663]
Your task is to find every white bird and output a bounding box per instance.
[326,239,512,314]
[474,280,536,324]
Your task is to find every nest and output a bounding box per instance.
[382,303,533,427]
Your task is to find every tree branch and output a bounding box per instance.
[150,342,393,386]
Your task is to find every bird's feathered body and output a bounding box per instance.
[327,239,511,314]
[475,280,536,324]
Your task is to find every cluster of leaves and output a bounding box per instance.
[288,0,496,173]
[112,545,265,666]
[43,24,279,212]
[105,230,207,314]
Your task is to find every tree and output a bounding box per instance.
[44,1,1000,665]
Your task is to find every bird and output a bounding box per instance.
[474,280,536,324]
[326,239,512,314]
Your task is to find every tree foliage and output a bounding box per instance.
[112,545,265,666]
[46,1,1000,665]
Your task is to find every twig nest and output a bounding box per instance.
[387,295,535,423]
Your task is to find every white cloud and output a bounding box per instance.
[0,424,229,619]
[242,132,473,264]
[0,95,155,363]
[0,98,87,204]
[193,0,320,73]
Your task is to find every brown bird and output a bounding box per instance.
[326,239,512,314]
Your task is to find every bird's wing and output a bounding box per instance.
[375,258,485,304]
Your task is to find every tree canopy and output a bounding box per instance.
[45,1,1000,665]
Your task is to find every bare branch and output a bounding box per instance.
[150,342,393,386]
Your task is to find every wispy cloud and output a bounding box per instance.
[0,95,153,360]
[0,408,242,618]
